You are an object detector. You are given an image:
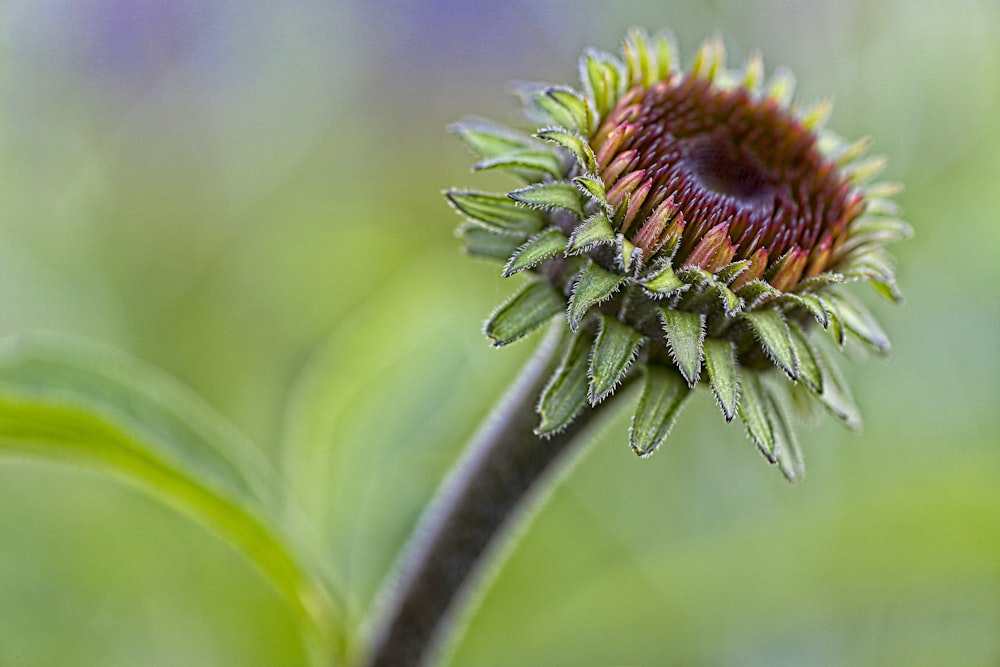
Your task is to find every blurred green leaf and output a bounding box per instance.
[0,333,343,665]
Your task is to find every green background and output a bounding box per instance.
[1,0,998,664]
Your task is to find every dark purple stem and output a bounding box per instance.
[362,328,616,667]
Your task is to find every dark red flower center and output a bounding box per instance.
[592,75,864,289]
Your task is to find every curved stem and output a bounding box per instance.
[362,328,617,667]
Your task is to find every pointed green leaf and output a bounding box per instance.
[0,333,343,658]
[825,292,892,356]
[567,213,616,254]
[787,322,823,393]
[618,234,641,273]
[447,190,544,235]
[811,339,862,430]
[536,328,593,437]
[737,373,777,463]
[658,308,706,386]
[710,281,743,315]
[703,338,740,421]
[630,365,691,457]
[640,261,685,297]
[742,309,798,379]
[767,393,806,483]
[450,118,533,159]
[474,150,564,179]
[485,280,564,346]
[568,261,628,329]
[589,315,645,404]
[509,182,584,218]
[503,228,568,277]
[537,128,598,174]
[459,225,526,262]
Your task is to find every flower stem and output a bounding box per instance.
[362,327,617,667]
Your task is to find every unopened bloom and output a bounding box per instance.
[448,29,910,480]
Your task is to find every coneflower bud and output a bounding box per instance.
[448,29,910,481]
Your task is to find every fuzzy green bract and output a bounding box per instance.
[450,28,910,481]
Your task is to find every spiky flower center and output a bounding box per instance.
[594,76,864,290]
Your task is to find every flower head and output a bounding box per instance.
[448,29,910,481]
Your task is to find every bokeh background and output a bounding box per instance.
[1,0,998,665]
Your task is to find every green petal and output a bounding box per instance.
[503,228,568,277]
[536,328,593,437]
[447,190,544,235]
[742,309,798,379]
[589,315,644,404]
[658,308,706,386]
[568,261,628,329]
[703,338,740,421]
[737,373,777,463]
[509,182,584,218]
[485,280,564,347]
[630,365,691,457]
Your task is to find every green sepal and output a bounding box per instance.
[737,373,777,463]
[767,392,806,483]
[509,182,584,218]
[825,292,892,356]
[503,228,568,277]
[568,261,628,329]
[817,296,848,347]
[447,190,544,235]
[640,261,685,297]
[581,49,624,118]
[742,309,798,380]
[847,216,914,244]
[572,176,610,210]
[703,338,740,422]
[658,308,706,386]
[526,86,596,136]
[535,327,593,437]
[459,225,527,262]
[567,213,616,254]
[450,118,533,160]
[735,279,780,308]
[797,271,846,292]
[617,234,642,273]
[787,322,823,393]
[811,339,862,431]
[485,280,564,347]
[709,281,743,316]
[537,128,598,174]
[589,315,644,404]
[715,259,752,285]
[630,365,691,457]
[474,150,564,180]
[777,292,829,328]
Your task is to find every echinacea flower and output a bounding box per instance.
[447,29,910,481]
